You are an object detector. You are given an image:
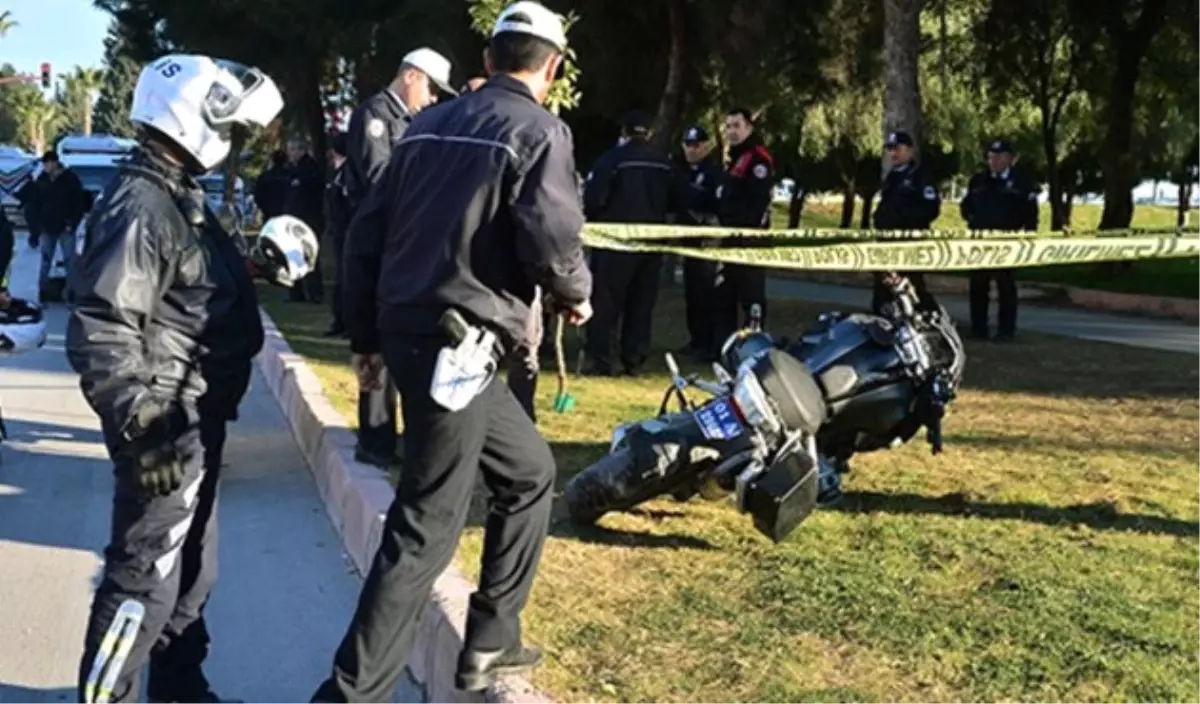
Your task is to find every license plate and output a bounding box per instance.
[694,398,744,441]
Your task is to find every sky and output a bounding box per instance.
[2,0,110,88]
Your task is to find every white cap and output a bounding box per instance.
[492,1,567,52]
[401,47,456,96]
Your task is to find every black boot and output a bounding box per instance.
[455,646,544,692]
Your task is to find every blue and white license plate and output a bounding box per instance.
[694,398,744,441]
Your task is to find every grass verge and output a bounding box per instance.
[261,279,1198,703]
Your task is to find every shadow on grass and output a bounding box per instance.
[947,430,1196,461]
[830,490,1198,538]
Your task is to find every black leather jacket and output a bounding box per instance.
[342,74,592,354]
[66,146,263,434]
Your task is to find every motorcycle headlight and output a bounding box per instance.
[731,366,781,435]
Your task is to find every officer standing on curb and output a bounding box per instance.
[676,124,722,361]
[960,138,1038,342]
[66,54,285,703]
[583,110,675,377]
[343,46,457,470]
[871,130,941,313]
[313,3,592,700]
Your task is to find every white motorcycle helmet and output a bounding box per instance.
[252,215,319,288]
[0,297,48,355]
[130,54,284,172]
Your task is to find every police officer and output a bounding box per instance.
[314,3,592,698]
[65,54,285,703]
[714,107,774,348]
[676,123,722,361]
[284,135,327,304]
[583,110,674,377]
[961,139,1038,341]
[872,130,941,313]
[343,46,456,469]
[324,131,351,337]
[461,75,543,420]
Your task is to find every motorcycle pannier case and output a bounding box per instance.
[743,444,820,543]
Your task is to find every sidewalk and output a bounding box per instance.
[767,278,1199,356]
[0,241,399,702]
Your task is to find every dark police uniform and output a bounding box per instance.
[583,133,674,375]
[714,133,774,349]
[960,164,1038,339]
[342,88,412,468]
[871,159,941,312]
[66,146,263,703]
[316,73,591,702]
[284,153,326,303]
[677,145,722,357]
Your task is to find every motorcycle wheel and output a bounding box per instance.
[564,446,699,525]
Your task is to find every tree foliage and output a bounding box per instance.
[94,20,143,138]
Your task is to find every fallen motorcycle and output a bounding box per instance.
[562,273,966,543]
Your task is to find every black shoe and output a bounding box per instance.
[149,689,241,703]
[323,325,345,338]
[455,646,544,692]
[354,446,403,470]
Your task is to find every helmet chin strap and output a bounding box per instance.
[138,126,210,176]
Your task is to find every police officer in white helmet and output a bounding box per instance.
[65,54,310,703]
[341,46,457,471]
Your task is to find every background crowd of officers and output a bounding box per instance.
[253,60,1040,470]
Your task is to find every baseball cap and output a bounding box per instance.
[885,131,915,148]
[402,48,457,96]
[683,125,709,144]
[493,1,568,52]
[623,110,652,134]
[987,138,1014,154]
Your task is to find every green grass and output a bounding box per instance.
[776,201,1199,299]
[261,281,1199,704]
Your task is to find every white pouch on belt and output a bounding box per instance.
[430,317,500,412]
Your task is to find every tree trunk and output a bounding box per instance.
[83,105,93,137]
[1179,183,1192,228]
[882,0,923,173]
[1044,124,1065,230]
[1098,0,1167,230]
[653,0,687,149]
[860,189,877,229]
[1061,188,1075,228]
[840,180,856,227]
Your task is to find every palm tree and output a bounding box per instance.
[70,66,105,136]
[0,11,17,39]
[11,91,59,153]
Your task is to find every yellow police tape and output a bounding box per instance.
[583,223,1193,242]
[579,225,1200,272]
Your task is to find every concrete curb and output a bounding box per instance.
[774,270,1199,321]
[254,308,554,704]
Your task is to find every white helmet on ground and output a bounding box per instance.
[252,215,319,288]
[0,298,48,355]
[130,54,284,172]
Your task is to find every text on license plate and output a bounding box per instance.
[694,398,744,441]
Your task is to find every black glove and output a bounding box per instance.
[120,399,191,498]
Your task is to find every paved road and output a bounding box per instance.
[767,278,1199,355]
[0,240,395,702]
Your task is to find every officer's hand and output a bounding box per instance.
[133,445,186,498]
[564,300,593,326]
[352,353,384,391]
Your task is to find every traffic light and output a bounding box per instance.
[40,63,51,89]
